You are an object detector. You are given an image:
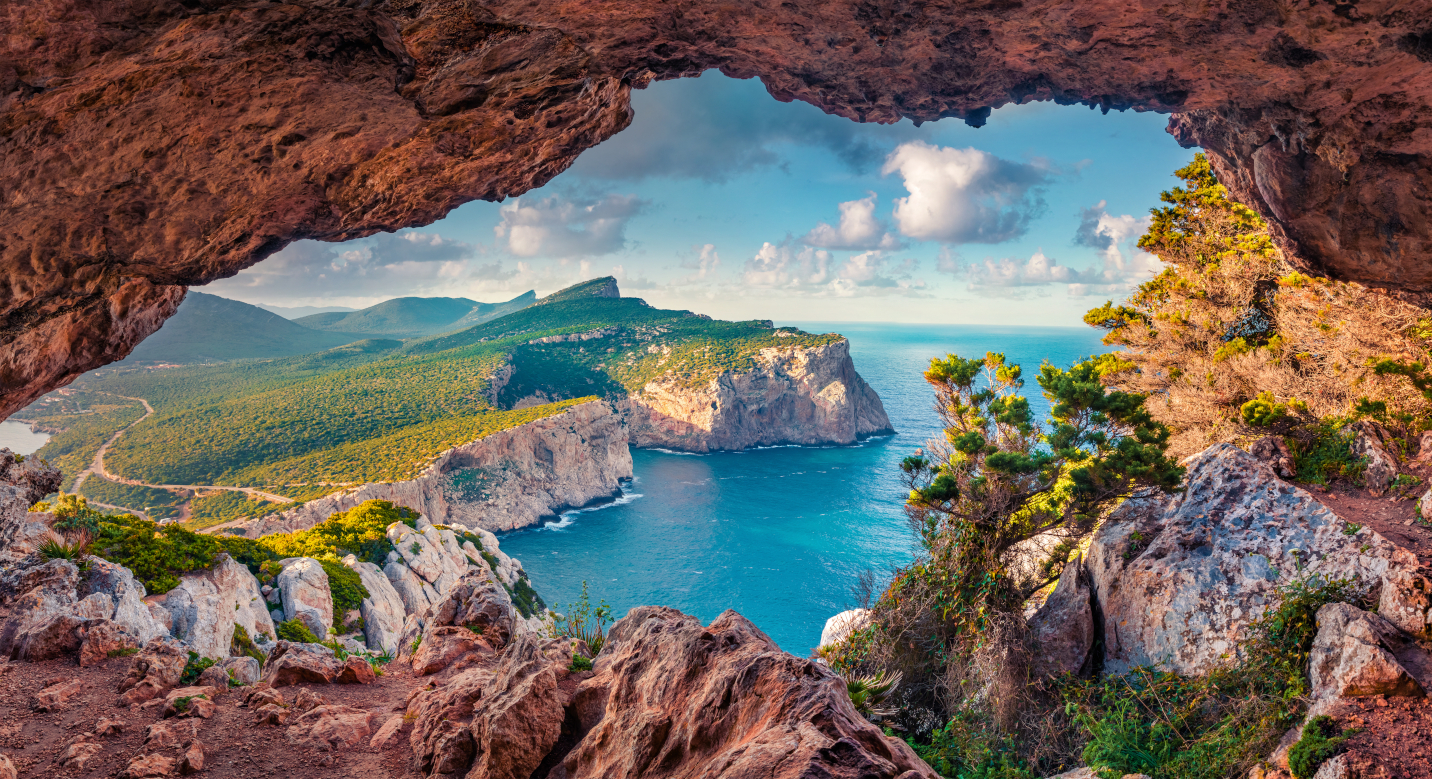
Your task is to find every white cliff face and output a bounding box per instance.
[343,557,406,654]
[226,401,632,535]
[160,554,275,660]
[625,339,892,452]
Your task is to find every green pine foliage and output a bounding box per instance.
[317,558,369,628]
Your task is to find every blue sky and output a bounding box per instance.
[203,71,1196,326]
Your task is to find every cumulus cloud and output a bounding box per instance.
[802,194,903,251]
[1066,201,1161,295]
[567,71,920,182]
[494,194,643,258]
[742,242,832,288]
[882,142,1050,244]
[200,233,521,305]
[678,243,722,280]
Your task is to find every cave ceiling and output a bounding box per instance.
[1,0,1430,417]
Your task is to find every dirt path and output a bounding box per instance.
[74,393,292,506]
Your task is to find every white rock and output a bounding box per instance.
[384,559,439,616]
[1309,602,1424,699]
[222,656,261,686]
[1089,444,1420,675]
[162,555,276,660]
[277,557,333,639]
[81,557,168,645]
[343,557,407,654]
[1379,569,1432,638]
[818,609,870,650]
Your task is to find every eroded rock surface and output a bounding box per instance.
[4,0,1432,414]
[159,554,274,660]
[1089,444,1420,675]
[626,338,892,451]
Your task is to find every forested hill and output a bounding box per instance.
[18,278,837,526]
[124,291,365,363]
[294,291,536,339]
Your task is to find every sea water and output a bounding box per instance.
[0,420,49,456]
[499,323,1107,653]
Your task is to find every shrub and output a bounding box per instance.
[179,651,216,685]
[90,514,223,594]
[39,534,89,563]
[1287,716,1350,779]
[259,500,417,566]
[1240,391,1288,427]
[230,623,266,665]
[550,581,611,655]
[276,619,319,644]
[1289,420,1365,485]
[315,558,369,629]
[511,575,546,620]
[33,492,104,534]
[569,655,594,672]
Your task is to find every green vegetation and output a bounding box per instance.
[186,490,295,530]
[568,654,594,672]
[318,558,369,629]
[179,651,216,685]
[258,499,418,565]
[509,576,547,620]
[32,491,105,534]
[295,292,535,338]
[231,624,266,664]
[1287,716,1351,779]
[78,477,186,520]
[39,535,88,563]
[277,619,320,644]
[13,391,146,490]
[550,581,611,655]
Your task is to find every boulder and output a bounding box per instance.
[429,568,516,649]
[160,554,274,660]
[818,608,870,650]
[79,619,138,667]
[337,656,377,684]
[1027,557,1095,678]
[276,557,332,641]
[197,664,229,691]
[81,557,168,645]
[0,754,12,779]
[59,740,102,771]
[122,753,176,778]
[162,685,220,718]
[119,637,189,704]
[370,714,406,748]
[0,558,85,660]
[1309,603,1425,699]
[33,677,84,711]
[286,705,382,750]
[181,739,204,774]
[145,718,200,751]
[384,555,440,616]
[411,626,485,676]
[557,607,938,778]
[262,641,343,686]
[222,656,261,686]
[1089,445,1419,675]
[1350,420,1400,496]
[1248,435,1296,479]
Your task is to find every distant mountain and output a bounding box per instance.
[294,292,536,339]
[257,303,357,319]
[124,292,364,364]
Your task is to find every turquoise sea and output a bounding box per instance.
[500,323,1106,654]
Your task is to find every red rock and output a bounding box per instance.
[369,714,407,749]
[161,686,219,719]
[95,717,125,737]
[559,607,937,778]
[122,752,177,779]
[79,620,138,668]
[58,741,102,771]
[144,719,200,752]
[285,705,382,751]
[2,1,1432,414]
[180,739,205,775]
[0,753,14,779]
[262,641,343,687]
[337,655,377,684]
[32,677,84,712]
[118,639,188,706]
[411,626,483,677]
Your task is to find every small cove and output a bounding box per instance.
[500,323,1106,653]
[0,420,49,456]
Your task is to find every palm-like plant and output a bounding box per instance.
[840,669,903,722]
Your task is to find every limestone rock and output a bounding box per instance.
[160,554,274,660]
[81,557,168,645]
[1309,603,1424,699]
[227,402,632,534]
[1350,421,1401,496]
[222,656,261,686]
[79,620,138,667]
[349,558,406,652]
[626,339,892,451]
[286,705,382,751]
[197,664,229,691]
[1379,570,1432,639]
[1027,557,1095,678]
[1089,445,1419,675]
[1249,435,1297,479]
[384,559,439,618]
[262,641,343,686]
[558,606,937,778]
[412,626,486,677]
[819,608,871,650]
[429,568,516,649]
[277,557,333,640]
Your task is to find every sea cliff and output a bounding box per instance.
[624,338,892,452]
[223,401,631,535]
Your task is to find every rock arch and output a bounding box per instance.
[2,0,1430,416]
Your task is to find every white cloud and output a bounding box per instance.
[966,250,1086,292]
[803,194,903,251]
[742,243,832,288]
[1068,201,1161,295]
[882,142,1050,244]
[494,194,643,258]
[678,243,721,280]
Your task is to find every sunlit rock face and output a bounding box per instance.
[3,0,1431,415]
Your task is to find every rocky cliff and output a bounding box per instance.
[3,0,1432,416]
[625,338,892,452]
[225,401,631,535]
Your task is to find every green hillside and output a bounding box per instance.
[29,278,837,522]
[124,291,363,363]
[294,291,536,339]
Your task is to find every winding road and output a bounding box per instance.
[74,393,291,505]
